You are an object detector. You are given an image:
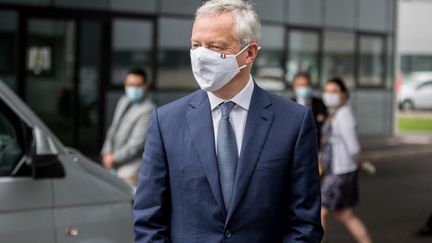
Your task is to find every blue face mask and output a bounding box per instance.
[125,86,145,102]
[295,87,312,98]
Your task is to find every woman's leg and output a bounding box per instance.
[321,207,329,242]
[334,208,372,243]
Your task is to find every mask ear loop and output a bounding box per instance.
[236,44,262,70]
[234,44,262,57]
[235,44,251,57]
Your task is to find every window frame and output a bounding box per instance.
[322,30,356,89]
[109,16,156,90]
[285,26,323,88]
[355,32,388,89]
[252,23,286,92]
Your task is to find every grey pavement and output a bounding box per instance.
[360,134,432,161]
[325,134,432,243]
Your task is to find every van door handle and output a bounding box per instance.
[65,227,79,237]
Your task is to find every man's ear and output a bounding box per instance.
[245,43,259,65]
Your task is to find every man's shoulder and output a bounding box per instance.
[156,89,204,117]
[261,88,308,116]
[135,97,157,113]
[116,95,128,106]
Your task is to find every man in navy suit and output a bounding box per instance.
[133,0,323,242]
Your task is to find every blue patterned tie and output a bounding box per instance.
[217,101,238,210]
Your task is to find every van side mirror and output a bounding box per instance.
[31,126,65,179]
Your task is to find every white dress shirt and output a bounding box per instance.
[207,76,254,156]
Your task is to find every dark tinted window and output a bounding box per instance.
[0,100,24,176]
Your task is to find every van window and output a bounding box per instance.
[0,101,25,176]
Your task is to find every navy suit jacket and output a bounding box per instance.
[133,84,323,243]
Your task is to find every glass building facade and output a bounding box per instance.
[0,0,397,156]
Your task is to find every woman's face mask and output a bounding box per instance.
[322,92,342,108]
[190,44,250,92]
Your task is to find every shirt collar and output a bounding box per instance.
[297,97,311,106]
[207,75,254,111]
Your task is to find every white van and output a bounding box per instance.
[0,80,134,242]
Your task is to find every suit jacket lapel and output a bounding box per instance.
[226,85,274,223]
[113,97,129,124]
[186,91,226,215]
[110,97,130,135]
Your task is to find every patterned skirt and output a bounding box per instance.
[321,171,359,212]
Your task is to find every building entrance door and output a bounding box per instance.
[23,16,104,157]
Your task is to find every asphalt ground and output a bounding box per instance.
[325,144,432,243]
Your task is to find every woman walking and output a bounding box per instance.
[320,77,372,243]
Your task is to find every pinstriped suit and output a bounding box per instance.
[133,83,323,243]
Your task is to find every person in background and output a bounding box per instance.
[320,77,372,243]
[101,68,155,189]
[292,72,327,147]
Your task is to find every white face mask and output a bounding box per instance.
[190,44,250,92]
[323,93,342,108]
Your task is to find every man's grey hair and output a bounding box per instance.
[195,0,261,48]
